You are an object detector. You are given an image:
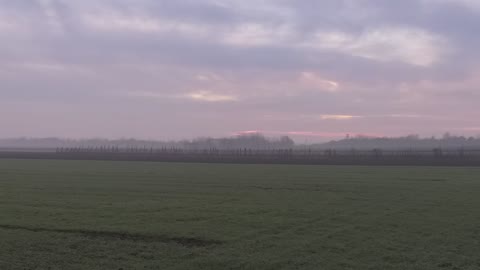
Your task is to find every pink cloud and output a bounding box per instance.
[233,130,384,139]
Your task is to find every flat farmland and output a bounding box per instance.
[1,159,480,270]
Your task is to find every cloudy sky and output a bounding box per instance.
[1,0,479,141]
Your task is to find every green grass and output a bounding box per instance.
[1,159,480,270]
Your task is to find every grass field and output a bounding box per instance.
[1,159,480,270]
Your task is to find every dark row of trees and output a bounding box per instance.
[47,147,480,167]
[0,134,295,150]
[3,133,480,151]
[55,147,479,157]
[313,133,480,150]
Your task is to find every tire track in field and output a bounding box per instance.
[0,224,222,247]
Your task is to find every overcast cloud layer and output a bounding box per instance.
[1,0,479,141]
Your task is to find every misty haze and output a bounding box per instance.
[1,1,480,270]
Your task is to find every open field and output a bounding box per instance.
[1,159,480,269]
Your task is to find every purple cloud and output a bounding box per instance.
[0,0,479,141]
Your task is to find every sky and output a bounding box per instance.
[1,0,479,141]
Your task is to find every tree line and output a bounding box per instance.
[2,133,480,151]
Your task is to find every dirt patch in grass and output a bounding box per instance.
[0,224,222,248]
